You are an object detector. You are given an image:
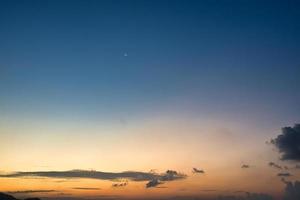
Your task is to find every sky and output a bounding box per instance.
[0,0,300,200]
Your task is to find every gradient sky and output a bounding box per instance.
[0,1,300,200]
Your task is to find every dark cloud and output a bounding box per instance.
[283,180,300,200]
[270,124,300,161]
[217,193,273,200]
[278,173,292,177]
[268,162,283,170]
[0,169,186,188]
[0,192,17,200]
[145,170,186,188]
[160,170,186,181]
[146,179,162,188]
[192,168,205,173]
[72,187,101,190]
[0,170,156,181]
[112,182,128,187]
[6,190,56,194]
[241,165,250,169]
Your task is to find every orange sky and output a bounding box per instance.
[1,115,298,199]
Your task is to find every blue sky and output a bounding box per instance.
[1,0,300,125]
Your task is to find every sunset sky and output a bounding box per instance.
[0,1,300,200]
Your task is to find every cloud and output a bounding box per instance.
[0,170,157,181]
[160,170,186,181]
[268,162,283,170]
[6,190,56,194]
[278,173,292,177]
[270,124,300,161]
[27,195,118,200]
[283,180,300,200]
[217,193,273,200]
[112,182,128,187]
[72,187,101,190]
[0,192,18,200]
[192,168,205,173]
[145,170,186,188]
[200,189,217,192]
[0,169,186,188]
[146,179,162,188]
[241,165,250,169]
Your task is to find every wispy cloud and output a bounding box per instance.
[6,190,56,194]
[0,170,157,181]
[241,164,250,169]
[192,168,205,174]
[72,188,101,190]
[278,173,292,177]
[0,169,187,188]
[145,170,186,188]
[269,162,283,170]
[112,182,128,188]
[146,179,162,188]
[200,189,217,192]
